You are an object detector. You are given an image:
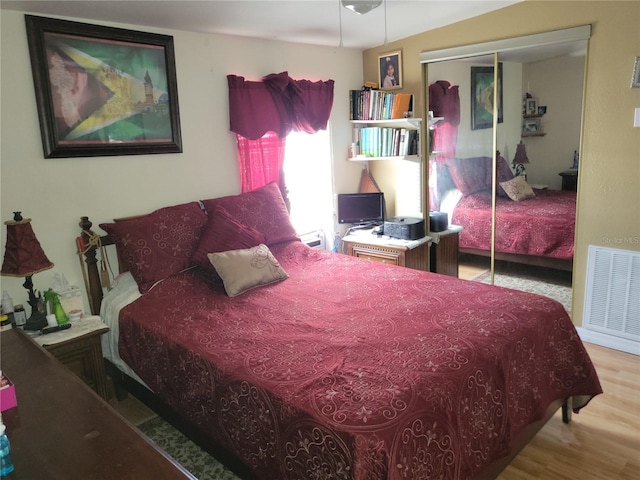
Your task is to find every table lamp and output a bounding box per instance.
[512,141,530,179]
[1,212,54,330]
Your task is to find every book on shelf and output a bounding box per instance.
[349,89,414,121]
[352,126,418,158]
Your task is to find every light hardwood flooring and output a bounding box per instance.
[500,342,640,479]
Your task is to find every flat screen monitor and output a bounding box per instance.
[337,192,385,225]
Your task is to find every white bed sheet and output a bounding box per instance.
[99,272,149,389]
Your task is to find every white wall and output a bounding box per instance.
[523,55,585,189]
[0,9,364,312]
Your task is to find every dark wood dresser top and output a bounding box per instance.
[0,328,195,479]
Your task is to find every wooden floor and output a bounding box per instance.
[500,342,640,479]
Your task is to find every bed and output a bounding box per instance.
[78,182,601,480]
[435,156,576,271]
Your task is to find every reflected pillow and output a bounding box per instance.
[495,155,515,198]
[499,176,536,201]
[100,202,207,293]
[208,244,289,297]
[191,204,266,273]
[201,182,299,246]
[445,157,491,196]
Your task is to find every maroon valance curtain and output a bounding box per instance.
[227,72,334,195]
[228,72,334,139]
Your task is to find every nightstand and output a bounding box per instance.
[32,315,110,400]
[559,169,578,191]
[428,225,463,277]
[342,232,431,271]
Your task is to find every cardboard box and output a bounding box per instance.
[0,372,17,411]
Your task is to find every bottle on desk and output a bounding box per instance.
[0,415,15,476]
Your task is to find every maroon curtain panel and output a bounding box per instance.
[228,72,334,193]
[227,72,334,139]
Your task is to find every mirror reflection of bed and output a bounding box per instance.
[425,36,586,315]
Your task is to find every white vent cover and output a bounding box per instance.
[583,245,640,342]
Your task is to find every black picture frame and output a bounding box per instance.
[471,63,503,130]
[25,15,182,158]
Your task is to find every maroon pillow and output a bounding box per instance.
[201,182,299,246]
[191,205,266,273]
[495,155,515,198]
[445,157,491,196]
[100,202,206,293]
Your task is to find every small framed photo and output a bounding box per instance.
[525,98,538,116]
[523,118,541,134]
[632,56,640,88]
[537,105,547,115]
[378,50,402,91]
[25,15,182,158]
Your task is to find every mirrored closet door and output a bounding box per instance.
[420,27,590,315]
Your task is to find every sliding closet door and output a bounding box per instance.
[424,54,499,282]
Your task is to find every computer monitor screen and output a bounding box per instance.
[337,192,385,225]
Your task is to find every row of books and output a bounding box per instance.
[349,89,413,121]
[352,127,418,158]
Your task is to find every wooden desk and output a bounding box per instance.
[0,328,195,480]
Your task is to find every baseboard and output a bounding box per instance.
[576,327,640,356]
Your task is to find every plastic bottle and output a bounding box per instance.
[1,291,13,315]
[0,416,15,476]
[44,290,68,325]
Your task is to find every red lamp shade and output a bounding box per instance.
[1,217,54,277]
[513,142,530,165]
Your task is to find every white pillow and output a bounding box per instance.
[499,176,536,201]
[208,244,289,297]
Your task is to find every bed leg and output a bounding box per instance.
[562,397,572,423]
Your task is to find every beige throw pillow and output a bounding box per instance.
[499,176,536,201]
[208,244,289,297]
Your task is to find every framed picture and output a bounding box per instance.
[632,56,640,88]
[378,50,402,91]
[523,118,541,134]
[525,98,538,116]
[25,15,182,158]
[537,105,547,115]
[470,63,503,130]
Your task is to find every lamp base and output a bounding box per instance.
[24,310,47,331]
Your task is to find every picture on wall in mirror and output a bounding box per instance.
[523,118,541,134]
[378,50,402,91]
[525,98,538,116]
[470,63,503,130]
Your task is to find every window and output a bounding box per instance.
[283,128,334,248]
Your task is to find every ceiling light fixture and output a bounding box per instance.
[341,0,382,15]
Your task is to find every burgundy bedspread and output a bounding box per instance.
[118,241,600,479]
[452,188,576,259]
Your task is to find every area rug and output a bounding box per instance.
[138,416,241,480]
[473,267,573,314]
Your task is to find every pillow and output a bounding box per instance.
[100,202,207,293]
[499,176,536,201]
[494,155,515,198]
[191,204,266,273]
[208,244,289,297]
[445,157,491,196]
[201,182,299,246]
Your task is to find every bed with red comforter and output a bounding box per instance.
[452,187,576,263]
[84,182,600,480]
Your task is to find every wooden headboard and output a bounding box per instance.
[77,216,117,316]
